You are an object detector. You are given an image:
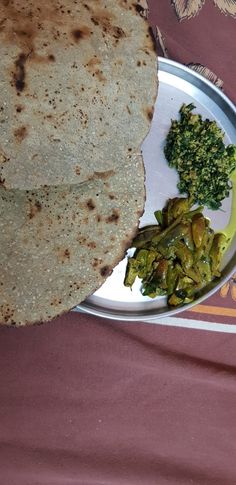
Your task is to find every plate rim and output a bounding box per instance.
[77,57,236,321]
[159,57,236,115]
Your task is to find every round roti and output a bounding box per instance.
[0,0,157,325]
[0,164,144,325]
[0,0,157,189]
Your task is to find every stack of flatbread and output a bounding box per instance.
[0,0,157,325]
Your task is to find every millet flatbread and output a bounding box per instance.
[0,0,157,325]
[0,0,157,189]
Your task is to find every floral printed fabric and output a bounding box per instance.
[149,0,236,103]
[156,0,236,87]
[220,272,236,300]
[171,0,236,20]
[156,27,224,88]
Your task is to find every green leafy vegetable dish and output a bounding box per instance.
[124,197,227,307]
[164,104,236,210]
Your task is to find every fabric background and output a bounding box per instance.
[1,313,236,485]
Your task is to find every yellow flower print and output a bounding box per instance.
[220,273,236,301]
[187,63,224,89]
[172,0,236,20]
[213,0,236,17]
[171,0,205,20]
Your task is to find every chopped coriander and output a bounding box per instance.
[164,103,236,210]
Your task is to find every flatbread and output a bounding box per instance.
[0,0,157,325]
[0,161,145,325]
[0,0,157,189]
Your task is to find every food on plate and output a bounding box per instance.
[124,197,227,306]
[222,169,236,249]
[0,0,157,325]
[164,104,236,210]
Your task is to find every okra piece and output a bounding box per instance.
[124,258,139,287]
[175,241,194,271]
[210,233,227,277]
[133,226,161,248]
[192,213,206,248]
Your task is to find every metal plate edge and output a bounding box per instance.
[76,57,236,321]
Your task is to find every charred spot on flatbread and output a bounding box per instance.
[86,199,96,210]
[14,125,28,142]
[100,265,112,277]
[13,53,28,92]
[106,209,120,224]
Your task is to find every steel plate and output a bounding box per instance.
[76,57,236,321]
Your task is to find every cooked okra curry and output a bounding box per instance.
[124,197,227,306]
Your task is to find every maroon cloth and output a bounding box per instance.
[1,313,236,485]
[1,2,236,485]
[149,0,236,104]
